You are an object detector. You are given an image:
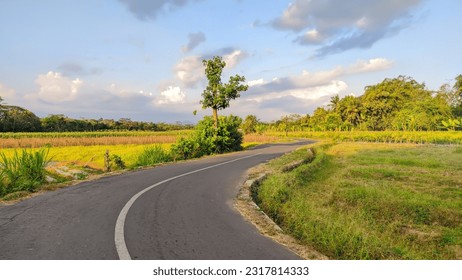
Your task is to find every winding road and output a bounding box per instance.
[0,141,312,260]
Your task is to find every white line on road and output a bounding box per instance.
[114,153,262,260]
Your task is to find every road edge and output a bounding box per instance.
[234,157,329,260]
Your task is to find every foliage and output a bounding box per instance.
[134,145,173,167]
[242,115,259,134]
[171,115,243,160]
[0,148,51,197]
[0,105,42,132]
[201,56,248,127]
[40,114,193,132]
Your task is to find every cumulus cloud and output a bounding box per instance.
[272,0,422,56]
[244,58,392,109]
[35,71,83,103]
[182,32,206,52]
[174,55,204,88]
[118,0,198,20]
[157,86,186,104]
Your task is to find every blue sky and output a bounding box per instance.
[0,0,460,123]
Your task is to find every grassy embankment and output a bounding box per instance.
[254,141,462,259]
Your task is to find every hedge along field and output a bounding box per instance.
[255,142,462,259]
[267,131,462,144]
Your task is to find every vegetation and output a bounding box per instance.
[172,115,243,160]
[238,75,462,134]
[0,108,193,133]
[0,105,42,132]
[0,130,191,148]
[0,148,51,196]
[254,142,462,259]
[268,131,462,145]
[134,145,173,167]
[201,56,248,128]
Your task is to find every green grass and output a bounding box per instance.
[133,144,173,167]
[0,148,51,196]
[266,130,462,144]
[255,142,462,259]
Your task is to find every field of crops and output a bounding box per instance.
[268,130,462,144]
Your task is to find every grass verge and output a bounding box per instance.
[254,142,462,259]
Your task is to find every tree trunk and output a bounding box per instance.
[212,108,218,129]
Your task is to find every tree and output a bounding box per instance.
[329,95,340,112]
[201,56,248,128]
[242,114,259,134]
[0,105,41,132]
[361,76,429,130]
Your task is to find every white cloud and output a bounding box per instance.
[35,71,82,103]
[0,83,16,102]
[174,56,204,88]
[157,86,186,105]
[174,48,248,88]
[247,79,265,87]
[244,58,392,109]
[223,50,248,68]
[348,58,393,73]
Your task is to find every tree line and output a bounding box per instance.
[1,74,461,133]
[0,98,193,132]
[242,75,462,133]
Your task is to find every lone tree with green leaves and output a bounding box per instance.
[201,56,248,128]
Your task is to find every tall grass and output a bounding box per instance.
[0,148,51,196]
[255,142,462,259]
[133,145,173,167]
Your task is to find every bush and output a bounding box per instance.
[0,148,51,196]
[134,145,172,167]
[171,115,243,160]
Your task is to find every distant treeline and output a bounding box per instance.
[0,104,193,132]
[242,75,462,133]
[1,75,462,133]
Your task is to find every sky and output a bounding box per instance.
[0,0,461,123]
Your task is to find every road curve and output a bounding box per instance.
[0,141,312,260]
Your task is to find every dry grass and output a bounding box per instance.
[0,135,178,148]
[243,134,280,143]
[0,133,280,148]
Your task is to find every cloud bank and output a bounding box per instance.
[238,58,393,120]
[272,0,422,56]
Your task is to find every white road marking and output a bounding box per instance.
[114,153,262,260]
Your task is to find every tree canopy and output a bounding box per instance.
[201,56,248,128]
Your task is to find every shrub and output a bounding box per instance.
[171,115,243,160]
[134,145,172,167]
[0,148,51,196]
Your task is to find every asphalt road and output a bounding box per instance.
[0,141,312,260]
